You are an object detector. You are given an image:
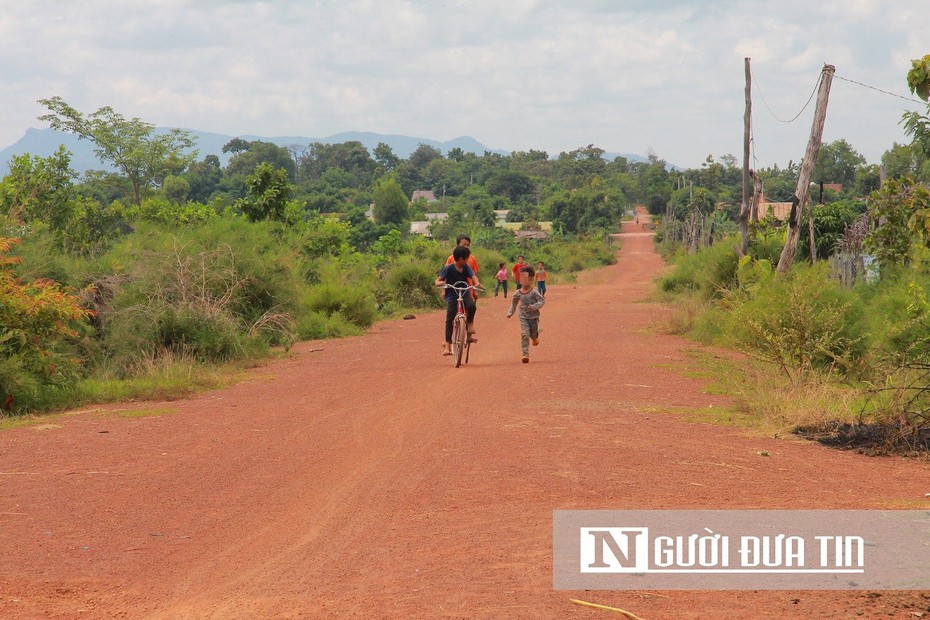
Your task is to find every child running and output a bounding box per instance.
[494,262,509,298]
[535,261,548,297]
[506,265,546,363]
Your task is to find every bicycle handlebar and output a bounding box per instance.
[437,282,484,291]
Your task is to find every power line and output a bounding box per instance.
[833,74,926,106]
[751,68,821,123]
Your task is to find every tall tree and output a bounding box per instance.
[298,141,375,188]
[224,140,296,180]
[372,175,409,226]
[37,97,197,205]
[639,155,672,215]
[374,142,401,171]
[237,163,292,222]
[812,139,865,189]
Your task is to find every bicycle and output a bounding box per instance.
[438,282,483,367]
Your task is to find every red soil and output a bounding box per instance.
[2,215,929,619]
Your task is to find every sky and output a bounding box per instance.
[1,0,929,170]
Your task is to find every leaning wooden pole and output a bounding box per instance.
[738,57,752,256]
[776,64,835,274]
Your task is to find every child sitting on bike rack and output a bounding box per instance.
[506,265,546,363]
[435,245,481,356]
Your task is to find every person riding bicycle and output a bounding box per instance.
[436,245,481,356]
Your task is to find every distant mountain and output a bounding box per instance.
[0,127,648,176]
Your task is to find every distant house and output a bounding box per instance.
[409,212,449,237]
[754,193,793,221]
[411,190,438,203]
[515,230,550,241]
[500,221,553,242]
[410,221,432,236]
[822,183,842,194]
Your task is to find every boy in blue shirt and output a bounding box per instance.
[435,245,481,356]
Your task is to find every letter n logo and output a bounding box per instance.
[580,527,649,573]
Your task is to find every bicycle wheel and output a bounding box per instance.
[450,318,460,366]
[453,316,467,367]
[465,333,471,364]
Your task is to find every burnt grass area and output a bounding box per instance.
[795,420,930,457]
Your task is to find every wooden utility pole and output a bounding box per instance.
[751,171,762,223]
[738,57,752,256]
[808,201,817,261]
[776,64,835,274]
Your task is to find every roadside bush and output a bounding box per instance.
[660,233,783,299]
[97,218,301,369]
[106,302,250,366]
[726,263,865,382]
[128,196,220,226]
[301,280,378,328]
[0,237,89,412]
[295,310,365,340]
[8,223,79,285]
[659,238,739,297]
[386,262,445,310]
[531,235,616,274]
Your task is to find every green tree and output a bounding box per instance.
[374,142,401,172]
[237,163,293,223]
[639,155,672,215]
[1,146,75,230]
[902,54,930,157]
[38,97,197,205]
[866,177,928,268]
[162,175,190,205]
[556,145,607,189]
[798,199,865,260]
[224,140,296,180]
[401,143,444,191]
[853,164,882,196]
[456,185,496,227]
[668,186,716,219]
[298,141,376,188]
[486,169,536,203]
[372,175,409,226]
[183,155,224,203]
[812,139,866,189]
[510,149,552,179]
[882,142,927,180]
[407,143,444,171]
[545,180,623,234]
[420,157,468,197]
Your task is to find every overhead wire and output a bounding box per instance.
[751,68,822,124]
[747,67,929,172]
[833,74,926,106]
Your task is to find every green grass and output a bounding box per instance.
[114,406,180,418]
[664,347,872,437]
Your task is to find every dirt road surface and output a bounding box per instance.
[2,218,930,619]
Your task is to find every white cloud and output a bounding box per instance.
[1,0,929,168]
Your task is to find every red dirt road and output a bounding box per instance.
[2,220,930,619]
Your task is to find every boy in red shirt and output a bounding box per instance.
[512,255,526,285]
